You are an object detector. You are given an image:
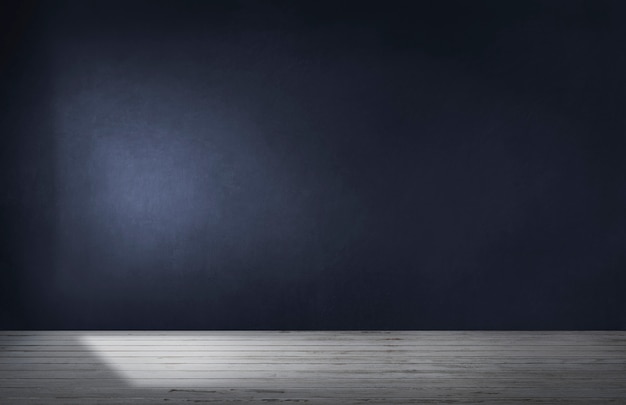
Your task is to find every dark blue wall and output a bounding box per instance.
[1,0,625,329]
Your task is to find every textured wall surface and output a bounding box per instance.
[1,0,624,329]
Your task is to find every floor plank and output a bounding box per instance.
[1,331,625,404]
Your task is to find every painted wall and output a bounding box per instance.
[1,0,624,329]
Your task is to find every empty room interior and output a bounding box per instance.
[1,0,625,404]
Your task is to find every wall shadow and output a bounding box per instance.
[0,1,60,329]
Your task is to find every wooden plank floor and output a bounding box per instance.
[1,331,625,404]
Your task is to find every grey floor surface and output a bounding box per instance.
[1,331,625,404]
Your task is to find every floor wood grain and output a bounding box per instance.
[1,331,624,404]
